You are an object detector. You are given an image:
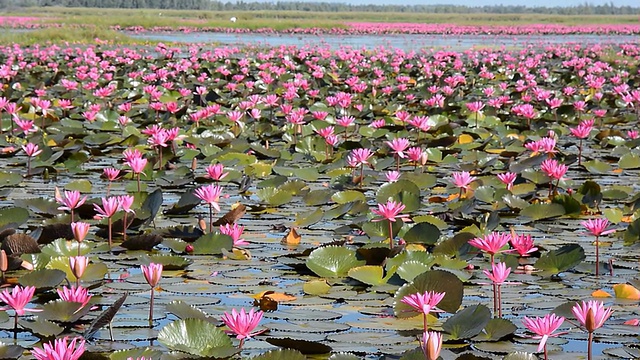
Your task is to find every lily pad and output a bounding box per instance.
[403,222,441,245]
[157,318,237,358]
[265,337,332,355]
[38,300,92,323]
[306,246,366,278]
[520,203,566,221]
[0,207,29,228]
[109,348,163,360]
[19,268,66,290]
[535,244,585,276]
[332,190,366,204]
[394,270,464,316]
[443,304,491,340]
[473,318,517,342]
[256,187,294,207]
[0,171,22,188]
[618,152,640,169]
[19,318,64,337]
[347,265,390,286]
[376,180,421,212]
[165,300,218,324]
[140,254,192,270]
[192,233,234,255]
[251,349,306,360]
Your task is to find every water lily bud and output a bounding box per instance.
[0,250,7,272]
[585,308,596,333]
[185,244,194,253]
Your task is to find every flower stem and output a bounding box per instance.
[497,284,502,318]
[492,282,497,315]
[13,313,17,340]
[359,164,364,189]
[108,217,112,248]
[587,331,593,360]
[209,203,213,234]
[239,338,245,350]
[149,287,155,328]
[544,344,548,360]
[123,212,128,242]
[595,235,599,276]
[387,219,394,249]
[422,313,428,333]
[137,173,141,192]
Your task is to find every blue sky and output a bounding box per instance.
[239,0,639,7]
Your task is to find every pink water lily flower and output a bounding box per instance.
[581,218,615,237]
[523,313,566,354]
[31,336,85,360]
[57,285,92,308]
[0,285,40,316]
[469,231,511,260]
[220,223,248,246]
[497,172,517,191]
[572,300,613,333]
[371,200,409,223]
[420,331,443,360]
[452,171,477,191]
[221,308,264,345]
[205,163,229,181]
[55,190,87,215]
[509,233,538,257]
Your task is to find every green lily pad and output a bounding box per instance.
[251,349,306,360]
[0,207,29,228]
[0,343,24,359]
[19,269,66,290]
[303,189,334,206]
[443,304,491,340]
[551,194,582,215]
[535,244,585,276]
[332,190,366,204]
[582,160,612,174]
[433,232,476,260]
[19,318,64,337]
[618,152,640,169]
[361,219,403,239]
[623,218,640,245]
[0,171,22,188]
[520,203,566,221]
[165,300,218,324]
[38,300,92,323]
[347,265,390,286]
[256,187,294,207]
[140,254,192,270]
[394,270,464,316]
[109,348,163,360]
[396,261,431,282]
[65,179,92,192]
[41,239,91,257]
[192,233,234,255]
[306,246,366,278]
[47,256,108,283]
[265,337,332,355]
[473,318,517,342]
[157,318,237,358]
[303,279,331,295]
[403,222,441,245]
[376,180,421,212]
[295,208,324,228]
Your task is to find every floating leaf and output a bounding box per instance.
[65,179,92,192]
[535,244,585,276]
[331,190,366,204]
[295,208,324,228]
[306,246,366,278]
[396,261,431,282]
[166,300,217,324]
[592,289,612,298]
[164,189,200,215]
[551,194,582,215]
[281,227,301,245]
[0,343,24,359]
[256,187,293,207]
[0,207,30,228]
[303,279,331,295]
[376,180,421,212]
[0,171,22,188]
[265,338,332,355]
[19,318,64,337]
[618,152,640,169]
[443,304,491,340]
[403,222,441,245]
[109,348,163,360]
[503,353,537,360]
[473,318,517,342]
[38,300,92,323]
[157,318,237,357]
[19,269,66,290]
[520,203,565,221]
[251,349,306,360]
[582,160,612,174]
[394,270,464,316]
[613,283,640,300]
[623,218,640,245]
[192,233,234,255]
[347,265,389,286]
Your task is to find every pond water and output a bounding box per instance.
[126,31,640,50]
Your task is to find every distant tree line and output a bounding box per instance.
[0,0,638,14]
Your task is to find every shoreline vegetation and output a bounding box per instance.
[0,7,639,45]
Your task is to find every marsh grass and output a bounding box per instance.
[0,26,136,45]
[5,6,639,30]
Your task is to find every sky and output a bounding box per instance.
[238,0,639,7]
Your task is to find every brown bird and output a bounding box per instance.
[0,228,40,271]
